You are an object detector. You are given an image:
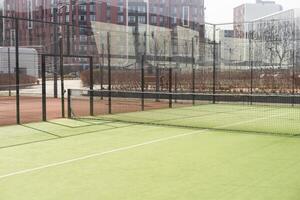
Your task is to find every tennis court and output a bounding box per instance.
[1,97,300,199]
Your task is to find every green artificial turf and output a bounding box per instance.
[0,104,300,199]
[98,104,300,136]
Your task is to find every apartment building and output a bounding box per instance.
[234,0,282,37]
[1,0,205,66]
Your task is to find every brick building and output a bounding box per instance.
[2,0,205,63]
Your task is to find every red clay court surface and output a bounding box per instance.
[0,96,64,126]
[0,96,187,126]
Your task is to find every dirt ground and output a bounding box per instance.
[0,96,65,126]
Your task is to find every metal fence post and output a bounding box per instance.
[169,67,173,108]
[66,25,71,55]
[15,18,20,124]
[192,37,196,105]
[67,89,72,118]
[8,47,12,97]
[174,69,178,103]
[292,19,296,106]
[42,55,47,121]
[141,54,145,111]
[155,66,160,102]
[59,37,65,118]
[101,43,105,100]
[213,24,217,104]
[107,32,112,114]
[90,56,94,116]
[53,9,58,99]
[249,23,253,105]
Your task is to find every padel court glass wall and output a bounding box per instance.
[0,13,299,126]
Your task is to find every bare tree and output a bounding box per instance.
[259,19,294,90]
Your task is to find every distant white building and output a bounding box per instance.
[0,47,39,78]
[252,8,300,68]
[234,0,283,37]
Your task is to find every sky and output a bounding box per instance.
[205,0,300,24]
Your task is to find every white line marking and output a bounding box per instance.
[0,112,284,180]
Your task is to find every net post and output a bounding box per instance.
[169,67,173,108]
[141,54,145,111]
[107,32,112,114]
[67,89,72,118]
[59,37,65,118]
[15,18,21,124]
[41,55,47,122]
[212,24,216,104]
[89,56,94,116]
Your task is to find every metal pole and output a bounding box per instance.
[174,69,178,103]
[90,56,94,116]
[53,8,58,98]
[169,67,172,108]
[107,32,112,114]
[59,37,65,118]
[141,54,145,111]
[292,19,296,106]
[141,31,147,110]
[8,47,11,96]
[153,32,160,102]
[101,43,104,100]
[67,89,72,118]
[249,24,253,105]
[213,25,217,104]
[192,37,195,105]
[15,18,20,124]
[42,55,47,121]
[66,25,70,55]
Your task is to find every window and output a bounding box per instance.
[79,15,86,21]
[172,17,177,25]
[118,15,124,23]
[182,6,189,27]
[138,16,146,24]
[80,35,87,42]
[107,0,111,7]
[79,5,86,12]
[90,5,95,12]
[129,6,136,12]
[90,15,96,21]
[151,16,157,24]
[129,16,135,23]
[138,6,146,13]
[66,15,69,22]
[159,16,164,24]
[118,6,123,13]
[66,5,70,12]
[10,29,16,46]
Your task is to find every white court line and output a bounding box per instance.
[0,112,284,180]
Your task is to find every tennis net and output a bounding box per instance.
[68,89,300,137]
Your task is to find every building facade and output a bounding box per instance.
[1,0,205,68]
[234,0,282,38]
